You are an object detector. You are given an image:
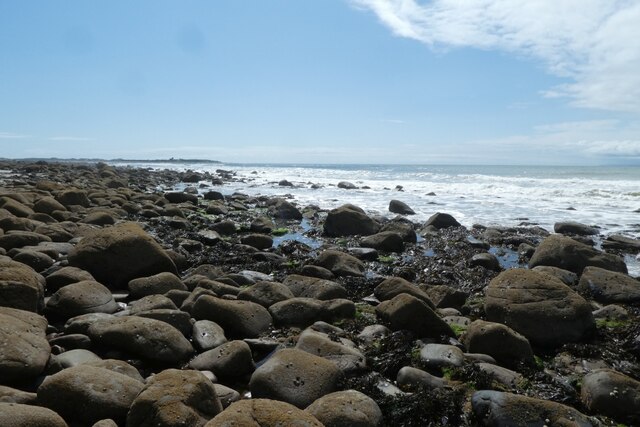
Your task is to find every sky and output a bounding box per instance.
[1,0,639,165]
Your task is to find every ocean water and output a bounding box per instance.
[117,162,640,273]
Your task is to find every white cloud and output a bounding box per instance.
[49,136,93,142]
[351,0,640,113]
[0,132,31,139]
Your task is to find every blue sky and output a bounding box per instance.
[1,0,639,164]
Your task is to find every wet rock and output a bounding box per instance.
[250,216,275,233]
[361,231,404,253]
[0,307,50,384]
[0,258,45,311]
[306,389,383,427]
[423,212,461,230]
[296,329,367,373]
[237,281,294,307]
[206,399,323,426]
[188,340,255,378]
[38,365,143,426]
[203,190,224,201]
[0,402,68,427]
[128,272,186,299]
[471,390,594,427]
[461,320,534,368]
[240,233,274,250]
[338,181,357,189]
[419,343,465,369]
[127,369,223,427]
[348,247,379,261]
[46,280,118,318]
[389,200,415,215]
[192,295,272,338]
[581,369,640,423]
[578,266,640,304]
[249,348,341,408]
[396,366,452,390]
[380,217,417,243]
[68,222,177,289]
[314,249,365,277]
[268,199,302,220]
[485,269,595,347]
[554,221,598,236]
[282,274,347,300]
[374,276,435,308]
[602,234,640,252]
[323,204,380,237]
[375,293,454,339]
[164,191,198,204]
[269,297,355,328]
[470,252,500,270]
[529,234,627,275]
[87,316,193,363]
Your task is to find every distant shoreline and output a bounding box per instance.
[0,157,223,164]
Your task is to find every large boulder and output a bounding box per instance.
[361,231,404,253]
[423,212,460,230]
[0,402,68,427]
[128,272,187,299]
[206,399,323,426]
[188,340,255,378]
[0,258,45,311]
[472,390,593,426]
[127,369,223,427]
[0,231,51,250]
[554,221,598,236]
[38,365,144,425]
[282,274,347,300]
[269,297,355,328]
[374,276,435,308]
[191,295,272,338]
[237,281,294,307]
[324,204,380,237]
[87,316,193,363]
[306,389,383,427]
[461,320,534,368]
[68,222,177,289]
[529,234,627,275]
[580,369,640,424]
[296,329,366,373]
[0,307,50,384]
[314,250,365,277]
[485,269,595,347]
[375,293,454,339]
[578,266,640,304]
[46,280,118,318]
[268,199,302,220]
[249,348,341,408]
[388,200,415,215]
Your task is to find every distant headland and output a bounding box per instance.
[0,157,222,164]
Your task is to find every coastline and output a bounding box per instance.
[0,159,638,425]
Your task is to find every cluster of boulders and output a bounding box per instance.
[0,160,639,426]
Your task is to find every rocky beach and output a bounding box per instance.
[1,160,639,426]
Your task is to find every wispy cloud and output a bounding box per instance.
[351,0,640,113]
[49,136,94,142]
[0,132,31,139]
[381,118,406,124]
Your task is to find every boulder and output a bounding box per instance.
[0,402,68,427]
[337,181,357,189]
[375,293,454,339]
[418,343,465,369]
[206,399,323,426]
[314,250,365,277]
[237,281,294,307]
[397,366,452,390]
[380,217,417,243]
[128,272,187,299]
[68,222,177,289]
[421,285,468,310]
[0,231,51,251]
[461,320,534,368]
[374,277,435,308]
[240,233,273,250]
[45,266,95,292]
[296,329,366,373]
[424,212,461,229]
[554,221,598,236]
[46,280,118,318]
[580,369,640,423]
[55,189,90,207]
[249,348,341,408]
[0,307,50,384]
[192,320,227,351]
[602,234,640,252]
[268,199,302,220]
[164,191,198,204]
[188,340,255,378]
[323,204,380,237]
[531,265,578,286]
[0,258,45,311]
[84,359,145,382]
[485,269,595,347]
[471,390,593,427]
[33,196,66,215]
[133,308,193,337]
[250,216,275,233]
[470,252,500,271]
[282,274,347,300]
[361,231,404,253]
[389,200,415,215]
[12,249,54,272]
[529,234,627,274]
[0,385,37,404]
[192,295,272,338]
[269,297,355,328]
[578,266,640,304]
[306,390,383,427]
[127,369,223,427]
[0,197,34,217]
[38,365,144,425]
[87,316,193,363]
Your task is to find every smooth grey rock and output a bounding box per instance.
[189,340,255,378]
[192,295,272,338]
[192,320,227,351]
[306,389,383,427]
[206,399,323,426]
[375,293,454,339]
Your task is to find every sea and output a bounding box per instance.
[115,162,640,274]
